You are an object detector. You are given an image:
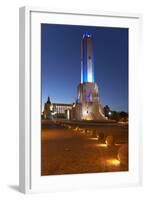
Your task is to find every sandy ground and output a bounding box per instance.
[41,121,128,176]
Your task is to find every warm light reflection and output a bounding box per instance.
[106,159,120,166]
[97,144,107,147]
[89,138,99,141]
[115,144,121,146]
[92,143,107,147]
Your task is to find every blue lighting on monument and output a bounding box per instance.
[81,33,95,83]
[86,94,90,103]
[82,34,87,82]
[83,32,92,38]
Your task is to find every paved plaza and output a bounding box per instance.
[41,120,128,176]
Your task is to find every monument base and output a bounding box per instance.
[71,82,107,121]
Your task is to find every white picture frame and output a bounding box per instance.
[19,6,142,194]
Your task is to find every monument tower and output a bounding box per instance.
[72,33,106,120]
[81,33,94,83]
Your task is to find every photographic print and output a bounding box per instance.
[41,24,128,176]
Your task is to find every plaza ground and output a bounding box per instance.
[41,120,128,176]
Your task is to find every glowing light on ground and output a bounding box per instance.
[106,159,120,166]
[97,143,107,147]
[89,138,99,141]
[115,144,121,146]
[93,143,107,147]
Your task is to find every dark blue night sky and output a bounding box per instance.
[41,24,128,112]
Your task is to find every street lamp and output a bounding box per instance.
[108,111,112,119]
[108,111,112,116]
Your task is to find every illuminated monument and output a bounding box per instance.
[72,33,106,120]
[43,33,106,120]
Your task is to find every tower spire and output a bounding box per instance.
[81,33,94,83]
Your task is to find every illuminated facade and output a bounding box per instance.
[52,103,72,116]
[72,33,106,120]
[43,100,72,119]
